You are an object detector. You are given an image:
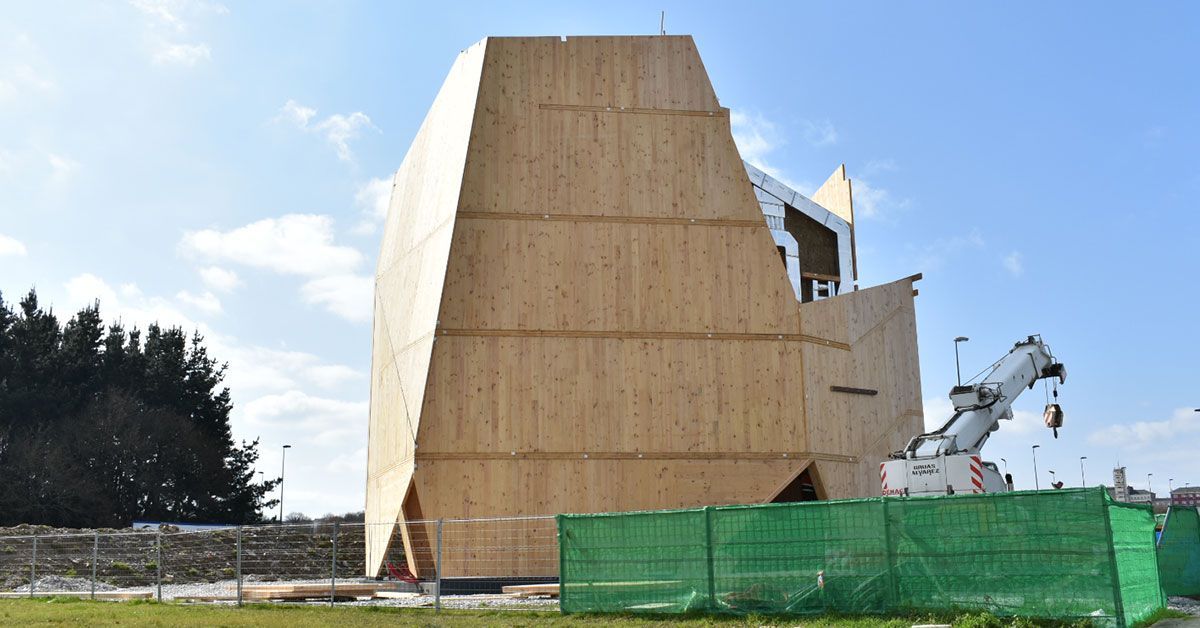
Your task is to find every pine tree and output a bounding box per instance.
[0,288,280,527]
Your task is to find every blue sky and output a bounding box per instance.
[1,1,1197,516]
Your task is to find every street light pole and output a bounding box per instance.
[1079,456,1087,487]
[279,444,292,523]
[954,337,970,386]
[1147,473,1153,498]
[1032,445,1041,491]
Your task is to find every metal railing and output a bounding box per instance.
[0,516,559,611]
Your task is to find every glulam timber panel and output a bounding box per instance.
[365,40,487,576]
[418,336,807,454]
[439,220,797,333]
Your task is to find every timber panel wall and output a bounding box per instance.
[366,36,923,577]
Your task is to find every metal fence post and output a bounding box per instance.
[881,498,899,611]
[435,519,443,612]
[703,507,716,610]
[91,531,98,600]
[330,522,339,608]
[155,529,163,602]
[235,526,243,607]
[29,535,37,598]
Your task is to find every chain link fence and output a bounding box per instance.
[0,517,559,612]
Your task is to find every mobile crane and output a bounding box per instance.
[881,335,1066,496]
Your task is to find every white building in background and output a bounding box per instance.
[1105,466,1158,504]
[1112,467,1129,501]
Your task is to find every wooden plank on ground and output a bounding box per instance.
[238,582,394,601]
[502,583,559,598]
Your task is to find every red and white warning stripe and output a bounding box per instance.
[880,462,888,492]
[970,455,984,493]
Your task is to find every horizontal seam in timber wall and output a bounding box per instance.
[435,328,851,350]
[456,210,764,228]
[538,103,727,117]
[413,452,859,463]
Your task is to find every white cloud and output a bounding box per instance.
[352,176,392,233]
[241,390,367,444]
[300,275,374,323]
[0,147,77,186]
[62,273,361,395]
[275,100,378,163]
[153,42,211,66]
[276,99,316,128]
[65,273,199,331]
[303,364,365,389]
[0,233,27,257]
[176,289,222,314]
[129,0,187,29]
[181,215,373,323]
[1005,409,1042,435]
[1088,408,1200,448]
[326,447,367,474]
[1003,251,1024,277]
[731,110,788,183]
[0,36,57,106]
[198,266,242,292]
[181,214,363,277]
[0,64,55,103]
[47,153,78,184]
[129,0,225,68]
[908,229,984,272]
[801,119,838,147]
[216,343,363,394]
[863,158,898,175]
[314,113,376,162]
[730,111,776,162]
[730,110,813,193]
[852,177,910,220]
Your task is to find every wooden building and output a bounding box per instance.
[365,35,923,578]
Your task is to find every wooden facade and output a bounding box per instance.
[366,36,923,577]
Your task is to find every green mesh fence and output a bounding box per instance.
[558,487,1164,626]
[1157,506,1200,596]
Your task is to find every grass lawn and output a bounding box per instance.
[0,597,1183,627]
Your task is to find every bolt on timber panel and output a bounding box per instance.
[367,35,923,578]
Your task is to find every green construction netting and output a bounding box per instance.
[1158,506,1200,596]
[558,487,1164,627]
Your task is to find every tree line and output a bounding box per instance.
[0,288,278,527]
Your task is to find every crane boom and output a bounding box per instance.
[908,336,1066,459]
[881,335,1066,496]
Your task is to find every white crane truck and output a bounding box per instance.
[881,335,1066,496]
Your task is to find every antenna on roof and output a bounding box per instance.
[659,10,666,35]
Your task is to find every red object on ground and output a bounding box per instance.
[385,561,419,583]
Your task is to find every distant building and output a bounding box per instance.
[1112,467,1129,501]
[1106,485,1154,504]
[1126,488,1155,504]
[1172,486,1200,506]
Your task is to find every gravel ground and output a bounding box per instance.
[14,576,118,593]
[1170,596,1200,616]
[10,577,558,611]
[337,593,558,610]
